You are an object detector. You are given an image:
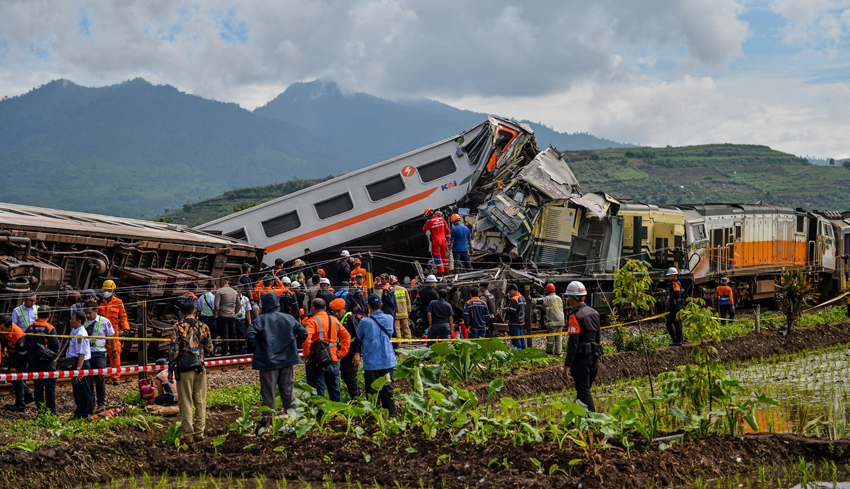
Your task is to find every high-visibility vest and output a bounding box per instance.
[17,305,38,329]
[88,316,108,351]
[198,292,215,316]
[236,296,250,319]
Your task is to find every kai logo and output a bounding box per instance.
[441,181,457,191]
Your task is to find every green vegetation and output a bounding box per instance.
[565,144,850,211]
[155,176,337,227]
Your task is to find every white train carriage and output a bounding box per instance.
[196,117,535,265]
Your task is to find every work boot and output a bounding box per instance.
[96,404,105,411]
[4,403,24,412]
[24,393,34,404]
[111,379,120,386]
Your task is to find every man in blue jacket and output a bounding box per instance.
[245,293,308,418]
[357,294,397,417]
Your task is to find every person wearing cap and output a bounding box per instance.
[335,251,352,286]
[534,284,565,355]
[1,316,34,411]
[378,274,397,318]
[277,276,301,322]
[478,282,496,334]
[196,280,219,355]
[426,288,454,345]
[290,258,308,286]
[84,300,117,410]
[391,276,412,338]
[418,274,439,315]
[25,305,60,415]
[463,289,489,339]
[246,292,308,419]
[238,263,253,292]
[271,258,288,281]
[357,294,397,417]
[11,292,38,331]
[330,298,362,398]
[562,281,602,412]
[235,285,253,353]
[716,277,735,325]
[349,258,367,284]
[448,214,473,272]
[504,284,527,350]
[666,267,684,346]
[423,209,451,275]
[67,310,94,419]
[214,275,241,356]
[349,273,368,315]
[153,358,178,406]
[316,277,336,307]
[302,298,351,405]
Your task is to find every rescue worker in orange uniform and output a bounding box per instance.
[349,258,367,283]
[1,316,34,411]
[715,277,735,325]
[562,281,602,412]
[423,209,450,275]
[98,280,129,385]
[302,298,351,405]
[253,276,283,313]
[665,267,684,346]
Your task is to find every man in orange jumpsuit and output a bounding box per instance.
[98,280,129,385]
[423,209,450,275]
[715,277,735,325]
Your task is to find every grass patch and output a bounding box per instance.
[0,408,162,449]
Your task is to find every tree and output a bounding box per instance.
[613,259,658,395]
[775,268,817,335]
[829,158,835,166]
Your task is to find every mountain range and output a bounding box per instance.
[0,78,628,218]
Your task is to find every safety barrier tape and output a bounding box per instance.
[0,357,253,382]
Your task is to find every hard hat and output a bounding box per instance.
[666,267,679,276]
[390,275,399,284]
[410,279,417,286]
[426,274,438,283]
[374,277,382,285]
[424,208,433,218]
[102,280,117,290]
[404,276,411,284]
[317,269,326,277]
[435,210,443,217]
[293,259,306,267]
[565,281,587,297]
[353,258,361,266]
[451,214,460,223]
[291,281,301,288]
[545,283,556,293]
[319,278,330,286]
[720,277,729,285]
[281,276,292,285]
[340,250,350,258]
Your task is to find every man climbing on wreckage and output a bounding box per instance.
[423,209,450,276]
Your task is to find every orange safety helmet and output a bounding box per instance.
[424,208,433,218]
[317,269,326,277]
[410,279,417,286]
[353,258,361,266]
[450,213,460,223]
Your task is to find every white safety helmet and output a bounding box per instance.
[666,267,679,276]
[720,277,729,285]
[340,250,350,258]
[281,276,292,285]
[564,281,587,297]
[426,274,438,283]
[291,281,301,288]
[404,276,411,284]
[319,277,331,286]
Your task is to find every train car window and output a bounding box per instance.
[691,224,706,240]
[418,156,457,183]
[262,211,301,238]
[366,174,406,201]
[735,225,742,241]
[640,226,648,240]
[225,227,248,241]
[314,192,354,220]
[796,216,805,233]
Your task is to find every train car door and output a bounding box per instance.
[820,218,837,270]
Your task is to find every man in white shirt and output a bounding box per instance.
[11,293,38,330]
[83,301,116,410]
[68,311,94,418]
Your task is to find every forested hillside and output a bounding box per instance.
[566,144,850,210]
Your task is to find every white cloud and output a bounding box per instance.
[769,0,850,46]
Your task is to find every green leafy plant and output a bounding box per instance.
[613,259,658,396]
[775,268,817,335]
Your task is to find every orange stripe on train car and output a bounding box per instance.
[266,187,439,253]
[727,241,808,267]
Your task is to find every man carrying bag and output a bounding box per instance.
[168,300,213,445]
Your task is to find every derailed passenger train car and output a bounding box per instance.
[0,202,264,336]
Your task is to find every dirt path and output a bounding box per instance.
[468,319,850,402]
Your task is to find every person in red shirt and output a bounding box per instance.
[423,209,450,275]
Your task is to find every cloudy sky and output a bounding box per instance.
[1,0,847,158]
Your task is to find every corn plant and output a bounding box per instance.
[775,268,817,335]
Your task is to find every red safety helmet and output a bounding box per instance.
[317,269,326,277]
[451,213,460,223]
[545,283,556,293]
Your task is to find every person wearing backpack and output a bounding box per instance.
[357,294,397,417]
[301,298,351,404]
[168,300,214,445]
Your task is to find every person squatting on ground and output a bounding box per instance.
[168,300,214,444]
[448,214,473,272]
[562,281,603,412]
[358,294,397,417]
[26,305,60,415]
[463,289,489,339]
[84,300,116,410]
[535,283,565,355]
[504,284,527,350]
[423,209,450,275]
[153,358,178,406]
[214,275,241,356]
[1,316,34,411]
[666,267,684,346]
[426,288,454,345]
[716,277,735,325]
[392,276,412,338]
[67,311,94,419]
[99,280,129,385]
[330,298,362,398]
[302,298,351,405]
[246,293,308,421]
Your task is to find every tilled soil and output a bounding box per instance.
[3,422,850,489]
[469,319,850,402]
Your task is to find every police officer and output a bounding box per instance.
[666,267,684,346]
[561,281,602,412]
[25,305,60,415]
